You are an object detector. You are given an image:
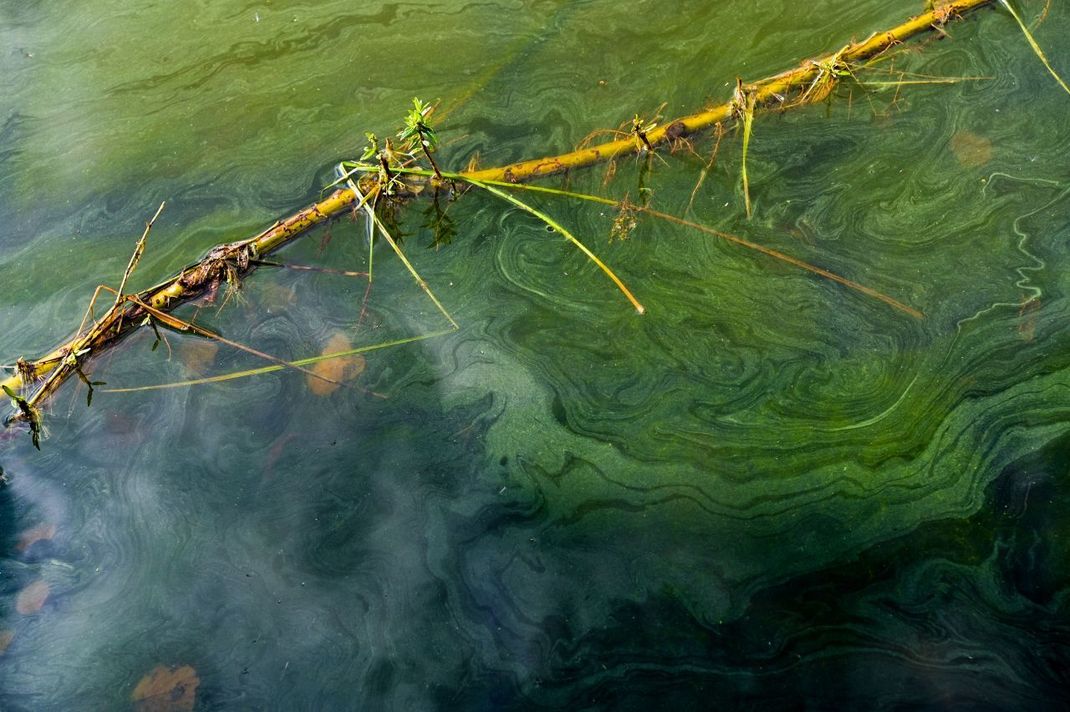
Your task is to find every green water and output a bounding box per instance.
[2,1,1069,709]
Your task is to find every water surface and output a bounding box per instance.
[1,1,1069,709]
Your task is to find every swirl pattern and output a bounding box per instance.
[2,1,1069,709]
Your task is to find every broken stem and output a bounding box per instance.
[115,201,166,308]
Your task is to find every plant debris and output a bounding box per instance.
[131,665,200,712]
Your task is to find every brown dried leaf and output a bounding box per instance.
[950,130,992,168]
[179,340,219,375]
[0,629,13,655]
[307,333,367,396]
[17,522,56,553]
[131,664,200,712]
[1018,298,1040,342]
[16,579,49,615]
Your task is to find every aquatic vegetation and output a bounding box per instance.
[3,384,42,450]
[731,78,757,219]
[463,178,645,314]
[397,97,443,180]
[460,0,998,186]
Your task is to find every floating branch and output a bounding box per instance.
[0,0,1007,436]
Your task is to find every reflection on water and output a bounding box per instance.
[2,0,1070,709]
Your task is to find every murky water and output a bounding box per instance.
[2,1,1069,709]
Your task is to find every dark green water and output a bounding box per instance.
[1,1,1069,709]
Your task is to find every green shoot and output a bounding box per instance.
[630,114,657,152]
[398,98,443,180]
[360,132,380,162]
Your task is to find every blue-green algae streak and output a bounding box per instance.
[1,1,1069,709]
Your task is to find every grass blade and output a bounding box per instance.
[463,179,645,314]
[740,97,755,219]
[858,77,989,87]
[127,296,344,388]
[1000,0,1070,96]
[339,166,377,283]
[102,330,455,392]
[449,177,922,320]
[363,203,460,330]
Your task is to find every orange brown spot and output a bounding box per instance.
[131,664,200,712]
[17,523,56,553]
[1018,298,1040,342]
[15,579,49,615]
[306,333,366,396]
[949,130,993,168]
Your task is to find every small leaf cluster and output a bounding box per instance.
[354,98,444,192]
[398,98,438,155]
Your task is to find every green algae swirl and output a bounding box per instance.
[1,1,1069,709]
